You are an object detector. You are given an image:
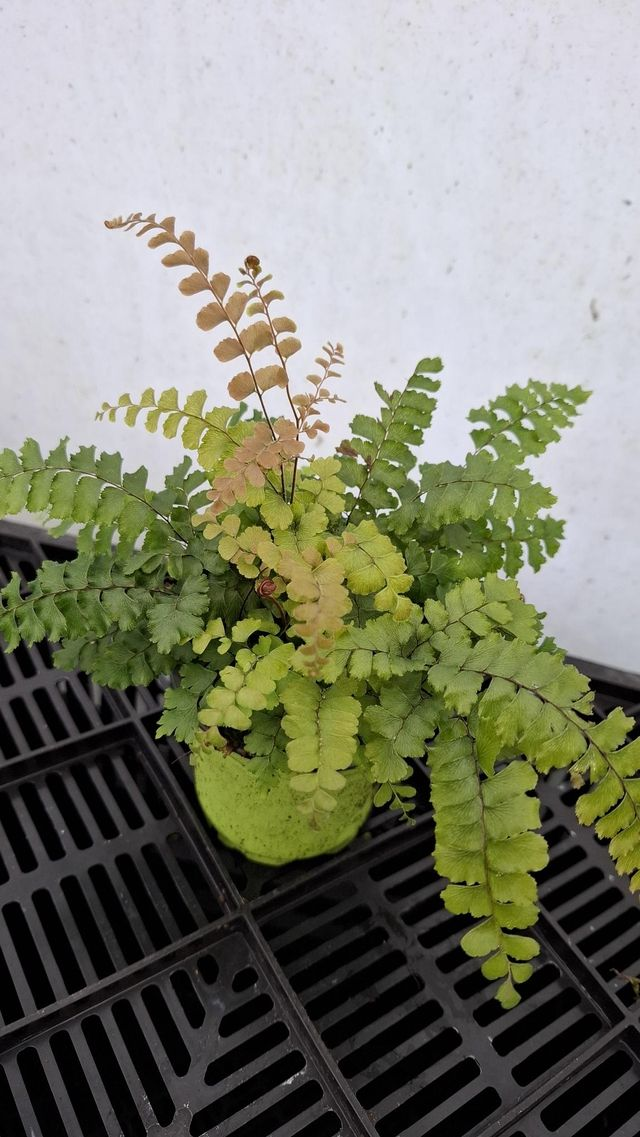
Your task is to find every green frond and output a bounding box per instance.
[419,513,565,590]
[0,555,156,651]
[328,520,414,619]
[426,627,640,900]
[390,451,556,536]
[363,676,439,817]
[54,630,175,688]
[280,674,362,818]
[428,628,592,755]
[424,574,541,644]
[146,569,210,654]
[199,637,294,733]
[468,379,590,462]
[273,502,329,553]
[0,439,189,554]
[322,608,433,683]
[157,663,216,744]
[97,388,245,473]
[277,548,352,676]
[244,709,288,770]
[570,710,640,890]
[429,720,547,1008]
[296,457,346,515]
[339,358,442,519]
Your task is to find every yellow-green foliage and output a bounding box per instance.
[2,209,623,1009]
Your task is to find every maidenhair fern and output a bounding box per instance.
[2,208,628,1011]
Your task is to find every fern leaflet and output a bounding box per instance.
[339,358,442,519]
[429,719,547,1007]
[468,379,590,461]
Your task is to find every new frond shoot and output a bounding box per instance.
[2,208,611,1009]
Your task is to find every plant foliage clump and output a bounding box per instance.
[2,209,624,1009]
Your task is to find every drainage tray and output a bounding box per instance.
[1,519,640,1137]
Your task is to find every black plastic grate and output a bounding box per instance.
[2,519,640,1136]
[0,727,226,1033]
[0,924,348,1137]
[256,821,616,1134]
[0,526,125,762]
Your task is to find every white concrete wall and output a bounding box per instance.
[1,1,639,670]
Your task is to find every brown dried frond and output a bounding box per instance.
[104,213,290,428]
[277,547,352,676]
[206,418,304,517]
[295,341,346,438]
[237,255,303,423]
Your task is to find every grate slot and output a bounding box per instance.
[165,829,221,921]
[4,900,56,1008]
[512,1013,603,1086]
[141,843,199,935]
[274,904,373,968]
[141,983,192,1075]
[169,968,206,1027]
[0,942,24,1024]
[558,886,623,935]
[9,695,44,750]
[0,792,37,872]
[282,1118,342,1137]
[321,972,426,1049]
[597,935,640,985]
[55,679,92,732]
[82,1014,146,1137]
[289,926,390,994]
[33,687,71,742]
[261,880,359,948]
[232,965,258,992]
[19,782,65,861]
[0,1065,27,1137]
[13,642,39,679]
[578,908,640,958]
[307,948,407,1023]
[112,998,176,1126]
[95,752,146,827]
[0,707,19,760]
[114,853,172,951]
[88,862,145,967]
[384,862,440,903]
[60,875,117,979]
[539,1048,640,1134]
[374,1055,481,1136]
[220,992,275,1037]
[219,1082,328,1137]
[205,1021,290,1085]
[541,865,605,912]
[422,1088,502,1137]
[492,987,583,1055]
[0,651,14,687]
[71,764,119,839]
[45,771,93,849]
[368,830,434,883]
[32,888,86,995]
[190,1050,307,1134]
[339,1000,444,1080]
[17,1047,68,1137]
[50,1030,110,1137]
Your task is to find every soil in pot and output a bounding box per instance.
[191,745,373,866]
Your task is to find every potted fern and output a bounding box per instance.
[1,211,636,1011]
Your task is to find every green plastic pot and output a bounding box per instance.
[191,745,373,866]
